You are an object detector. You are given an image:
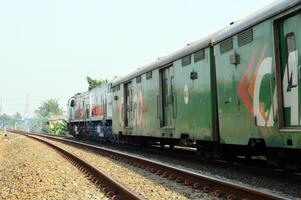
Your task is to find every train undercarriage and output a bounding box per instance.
[68,122,301,171]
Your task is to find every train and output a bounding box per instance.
[67,0,301,170]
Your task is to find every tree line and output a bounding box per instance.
[0,76,106,135]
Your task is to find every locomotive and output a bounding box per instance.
[68,0,301,170]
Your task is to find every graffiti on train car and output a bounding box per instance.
[92,104,105,117]
[238,43,301,128]
[133,88,147,126]
[282,50,300,126]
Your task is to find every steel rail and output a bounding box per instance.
[17,132,145,200]
[16,131,288,200]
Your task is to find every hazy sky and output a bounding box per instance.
[0,0,273,116]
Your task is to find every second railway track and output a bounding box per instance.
[15,132,144,200]
[14,131,290,200]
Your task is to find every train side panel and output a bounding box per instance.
[132,69,161,137]
[74,92,89,122]
[112,84,124,135]
[215,6,301,150]
[90,87,105,120]
[112,71,162,139]
[111,48,217,145]
[173,47,216,142]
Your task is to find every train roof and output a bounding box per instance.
[69,91,89,100]
[70,77,119,99]
[215,0,301,43]
[113,33,215,86]
[113,0,301,86]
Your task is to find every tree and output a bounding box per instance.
[13,112,22,121]
[0,114,13,128]
[35,99,63,118]
[35,99,64,132]
[0,112,28,131]
[28,118,42,132]
[86,76,107,90]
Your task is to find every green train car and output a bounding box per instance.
[111,0,301,169]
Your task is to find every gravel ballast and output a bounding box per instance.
[0,132,107,200]
[90,142,301,200]
[38,136,215,200]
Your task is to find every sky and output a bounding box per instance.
[0,0,274,116]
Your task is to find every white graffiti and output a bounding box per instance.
[253,57,274,126]
[253,50,300,127]
[131,89,145,126]
[282,50,299,126]
[266,89,278,127]
[183,84,189,104]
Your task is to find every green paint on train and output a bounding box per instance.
[108,0,301,168]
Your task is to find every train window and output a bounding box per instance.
[136,76,141,83]
[220,37,233,54]
[286,32,296,54]
[194,49,205,62]
[238,28,253,47]
[146,71,152,80]
[182,55,191,67]
[117,85,120,91]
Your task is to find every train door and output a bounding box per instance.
[278,12,301,128]
[124,82,133,127]
[160,65,174,128]
[85,104,90,119]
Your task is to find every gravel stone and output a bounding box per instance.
[0,132,107,200]
[96,143,301,200]
[38,136,215,200]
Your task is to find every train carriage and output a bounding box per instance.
[214,0,301,168]
[69,0,301,170]
[68,83,113,140]
[68,92,90,136]
[111,35,219,148]
[111,0,301,168]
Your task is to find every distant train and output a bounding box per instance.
[68,0,301,170]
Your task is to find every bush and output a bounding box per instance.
[48,120,68,136]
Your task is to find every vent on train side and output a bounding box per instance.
[238,28,253,47]
[136,76,141,83]
[146,71,152,80]
[220,38,233,54]
[194,49,205,62]
[182,55,191,67]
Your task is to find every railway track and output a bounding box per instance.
[14,132,144,200]
[13,131,288,200]
[28,132,301,189]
